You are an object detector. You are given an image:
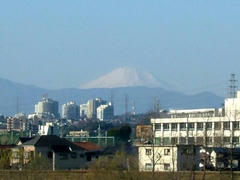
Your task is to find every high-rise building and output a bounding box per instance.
[62,101,80,120]
[80,104,88,118]
[87,98,107,119]
[35,98,59,118]
[97,103,114,121]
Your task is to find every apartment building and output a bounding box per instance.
[138,145,201,171]
[151,91,240,147]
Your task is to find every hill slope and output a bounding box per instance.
[0,78,224,115]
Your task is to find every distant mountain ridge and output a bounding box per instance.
[82,67,172,89]
[0,77,224,116]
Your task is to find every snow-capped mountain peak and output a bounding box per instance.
[81,67,166,89]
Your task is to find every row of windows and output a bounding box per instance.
[155,122,239,131]
[145,148,171,156]
[145,163,170,171]
[154,136,240,146]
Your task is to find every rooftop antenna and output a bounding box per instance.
[229,73,237,98]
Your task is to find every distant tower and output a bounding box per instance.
[124,94,129,120]
[154,97,159,116]
[16,96,19,114]
[131,100,136,115]
[229,73,238,98]
[110,89,114,106]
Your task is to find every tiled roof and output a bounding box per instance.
[73,142,101,151]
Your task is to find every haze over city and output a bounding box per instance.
[1,1,240,96]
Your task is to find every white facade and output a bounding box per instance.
[80,104,88,117]
[151,92,240,147]
[97,103,114,121]
[138,145,200,172]
[35,98,59,118]
[38,122,59,136]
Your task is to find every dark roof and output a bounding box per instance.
[22,135,84,151]
[18,137,34,144]
[74,142,101,151]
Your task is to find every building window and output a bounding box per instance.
[197,123,203,131]
[155,123,161,131]
[163,123,169,131]
[206,122,212,130]
[80,154,85,158]
[145,163,152,171]
[164,163,170,170]
[233,137,239,144]
[146,149,152,156]
[223,122,230,130]
[206,137,212,145]
[71,152,77,159]
[223,137,230,144]
[214,122,221,130]
[163,137,170,145]
[214,137,222,146]
[188,137,194,144]
[59,153,68,160]
[188,123,194,130]
[196,137,204,145]
[171,123,177,131]
[180,123,186,131]
[164,149,170,155]
[87,155,92,161]
[179,137,186,144]
[154,137,161,145]
[171,137,178,145]
[233,122,239,130]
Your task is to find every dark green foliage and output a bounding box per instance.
[0,149,11,169]
[107,125,131,144]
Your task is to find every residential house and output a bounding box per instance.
[11,135,101,170]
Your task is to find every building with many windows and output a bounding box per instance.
[138,145,201,171]
[62,101,80,120]
[35,98,59,118]
[97,103,114,121]
[151,91,240,147]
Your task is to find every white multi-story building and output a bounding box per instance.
[87,98,107,119]
[35,98,59,118]
[151,91,240,147]
[38,122,59,136]
[80,104,88,117]
[97,103,114,121]
[62,101,79,120]
[138,145,201,172]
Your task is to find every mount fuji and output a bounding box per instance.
[82,67,172,89]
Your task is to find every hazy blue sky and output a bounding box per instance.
[1,0,240,96]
